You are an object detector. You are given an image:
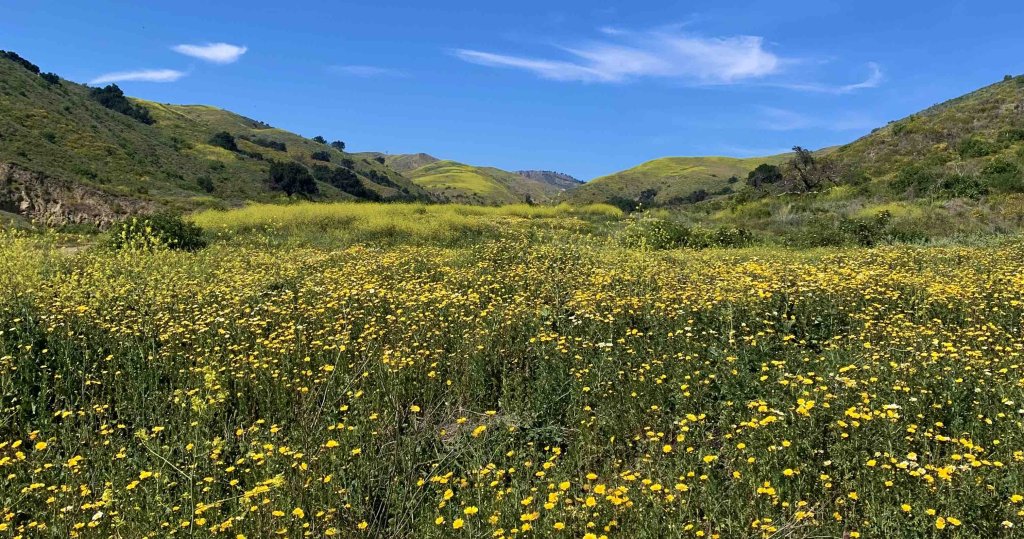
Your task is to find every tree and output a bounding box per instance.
[330,140,346,151]
[312,136,327,144]
[89,84,154,125]
[208,131,239,152]
[746,163,782,189]
[311,165,380,200]
[310,151,331,162]
[786,146,840,192]
[40,72,60,85]
[268,162,318,196]
[1,50,40,73]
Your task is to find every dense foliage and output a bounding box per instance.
[312,164,380,201]
[268,161,318,196]
[89,84,154,125]
[106,213,208,251]
[208,131,239,152]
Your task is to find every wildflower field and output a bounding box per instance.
[2,204,1024,538]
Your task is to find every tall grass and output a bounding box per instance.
[191,201,623,246]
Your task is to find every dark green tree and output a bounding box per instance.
[312,136,327,144]
[89,84,154,124]
[746,163,783,189]
[208,131,239,152]
[269,162,318,196]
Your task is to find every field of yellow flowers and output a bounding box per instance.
[2,205,1024,538]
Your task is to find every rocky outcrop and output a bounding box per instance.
[0,162,154,227]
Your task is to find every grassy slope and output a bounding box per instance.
[404,159,564,204]
[570,154,790,206]
[0,56,429,212]
[352,152,440,173]
[831,75,1024,181]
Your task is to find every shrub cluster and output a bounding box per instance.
[89,84,154,124]
[783,211,925,248]
[107,213,207,251]
[619,216,752,250]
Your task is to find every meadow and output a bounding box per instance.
[2,203,1024,538]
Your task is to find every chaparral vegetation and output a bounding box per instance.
[2,202,1024,538]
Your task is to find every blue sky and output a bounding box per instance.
[4,1,1023,179]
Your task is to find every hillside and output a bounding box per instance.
[404,159,565,204]
[516,170,582,190]
[829,75,1024,196]
[0,52,429,225]
[353,152,440,173]
[569,154,790,208]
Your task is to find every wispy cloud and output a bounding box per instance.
[328,65,409,78]
[757,106,880,132]
[172,42,247,64]
[454,29,782,84]
[90,69,186,84]
[454,27,882,93]
[769,62,883,94]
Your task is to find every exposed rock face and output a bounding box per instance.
[0,162,153,227]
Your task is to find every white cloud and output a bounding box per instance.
[770,62,883,94]
[172,42,247,64]
[454,28,882,93]
[90,69,186,84]
[328,65,408,78]
[454,28,782,84]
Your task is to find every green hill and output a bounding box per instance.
[829,75,1024,196]
[404,160,565,204]
[353,152,440,173]
[0,52,429,226]
[569,154,790,208]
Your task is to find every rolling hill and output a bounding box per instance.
[402,159,567,205]
[569,154,790,207]
[828,75,1024,196]
[0,51,429,225]
[353,152,440,173]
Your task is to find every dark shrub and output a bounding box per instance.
[208,131,239,152]
[310,151,331,162]
[997,128,1024,143]
[312,165,380,200]
[981,160,1023,193]
[269,161,318,196]
[40,72,60,85]
[893,164,938,194]
[107,213,207,251]
[245,137,286,152]
[89,84,154,124]
[197,176,215,193]
[0,50,40,73]
[957,137,997,158]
